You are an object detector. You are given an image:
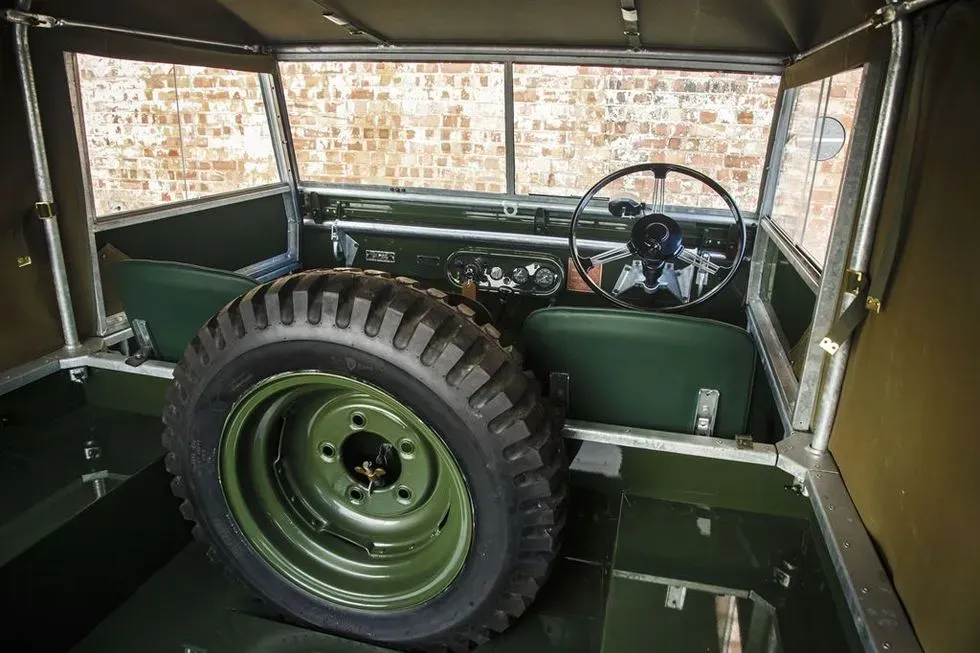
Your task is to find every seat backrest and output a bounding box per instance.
[522,307,756,437]
[113,259,257,362]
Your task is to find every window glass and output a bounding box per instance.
[770,67,865,266]
[280,62,507,192]
[512,65,781,211]
[75,55,279,217]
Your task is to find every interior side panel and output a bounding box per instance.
[96,194,288,271]
[830,5,980,652]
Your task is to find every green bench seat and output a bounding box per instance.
[113,259,257,362]
[522,307,756,437]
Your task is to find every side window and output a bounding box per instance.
[280,62,507,192]
[769,67,865,266]
[74,55,280,217]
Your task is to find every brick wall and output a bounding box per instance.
[512,65,780,211]
[78,56,862,262]
[76,55,279,216]
[280,62,508,193]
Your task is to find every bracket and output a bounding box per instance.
[3,9,58,28]
[125,318,156,367]
[693,388,720,436]
[620,2,642,50]
[68,367,88,384]
[331,226,359,266]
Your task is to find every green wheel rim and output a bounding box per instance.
[220,372,474,610]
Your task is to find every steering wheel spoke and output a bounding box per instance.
[586,243,634,268]
[650,170,667,214]
[676,248,721,275]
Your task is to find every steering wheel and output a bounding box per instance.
[569,163,746,312]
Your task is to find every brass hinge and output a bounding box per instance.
[17,256,32,268]
[843,269,865,295]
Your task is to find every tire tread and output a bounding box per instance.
[162,269,567,651]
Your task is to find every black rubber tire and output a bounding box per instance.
[162,269,567,651]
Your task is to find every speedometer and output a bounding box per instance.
[533,267,557,289]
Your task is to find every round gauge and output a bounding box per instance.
[511,267,530,284]
[533,266,557,288]
[489,266,504,281]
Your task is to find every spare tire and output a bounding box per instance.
[162,269,567,651]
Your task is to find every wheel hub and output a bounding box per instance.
[219,372,473,610]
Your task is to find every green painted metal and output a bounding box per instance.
[112,259,257,362]
[96,194,287,272]
[523,307,756,436]
[220,372,473,610]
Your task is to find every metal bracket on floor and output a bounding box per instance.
[68,367,88,384]
[693,388,719,435]
[775,431,841,482]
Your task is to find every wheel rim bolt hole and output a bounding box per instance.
[350,411,367,430]
[347,486,365,505]
[396,485,414,505]
[398,439,416,459]
[320,442,337,461]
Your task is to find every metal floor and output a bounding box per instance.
[0,374,858,652]
[70,484,858,653]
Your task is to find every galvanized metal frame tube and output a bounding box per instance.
[810,12,911,453]
[305,218,622,251]
[791,63,884,432]
[273,44,784,74]
[3,8,260,53]
[13,16,81,350]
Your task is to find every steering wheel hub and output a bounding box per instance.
[630,213,684,261]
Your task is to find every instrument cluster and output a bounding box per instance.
[446,249,564,297]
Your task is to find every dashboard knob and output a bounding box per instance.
[533,267,557,288]
[511,267,530,284]
[489,266,504,281]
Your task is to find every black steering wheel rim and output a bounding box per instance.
[569,162,746,312]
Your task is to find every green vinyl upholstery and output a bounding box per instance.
[523,307,756,437]
[113,259,257,362]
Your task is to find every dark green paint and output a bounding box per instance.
[83,367,172,417]
[0,459,190,652]
[221,372,473,610]
[96,194,288,272]
[523,307,756,436]
[769,248,817,350]
[113,258,257,361]
[301,195,751,330]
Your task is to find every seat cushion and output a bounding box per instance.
[522,307,755,436]
[113,259,257,362]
